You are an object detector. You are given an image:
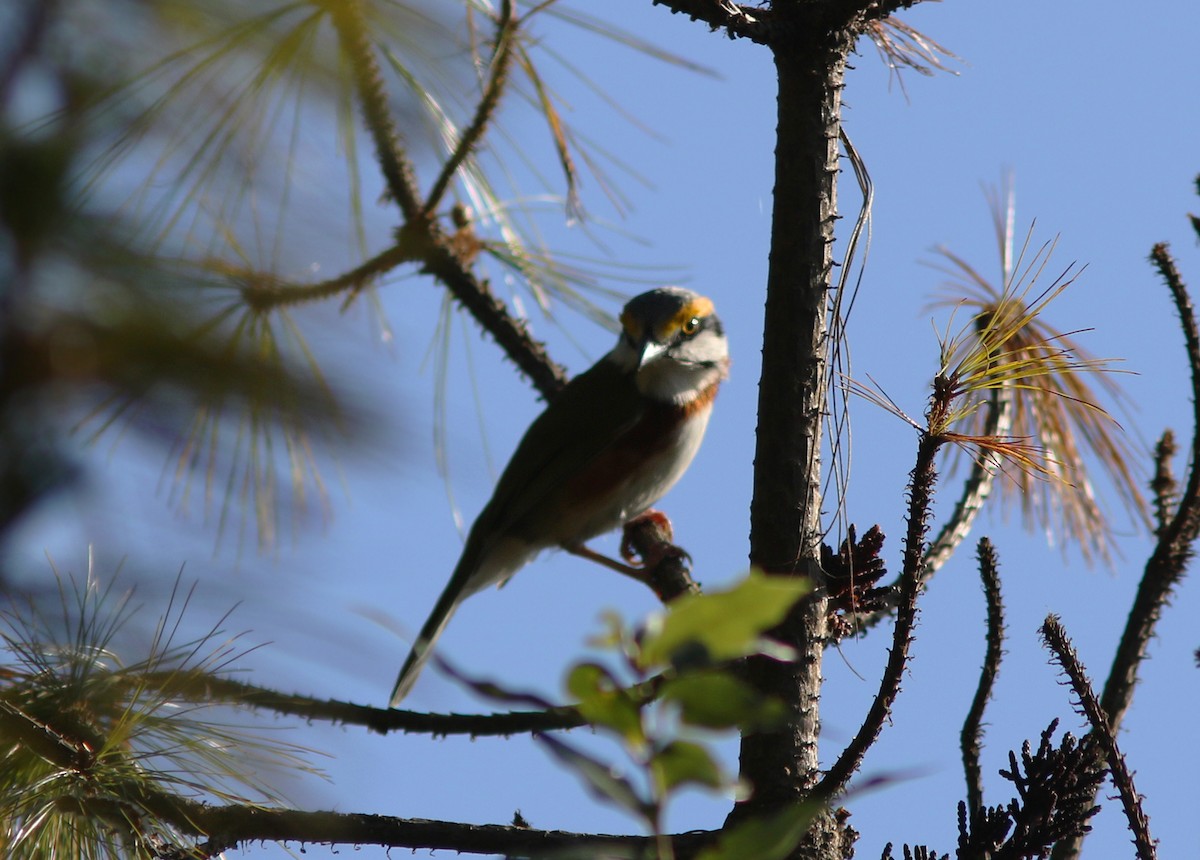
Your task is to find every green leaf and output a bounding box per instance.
[637,571,810,670]
[565,662,645,747]
[660,670,785,731]
[535,733,651,822]
[695,803,821,860]
[651,740,725,795]
[586,609,630,651]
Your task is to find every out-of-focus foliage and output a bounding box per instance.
[538,571,808,853]
[0,1,373,554]
[2,0,711,551]
[0,566,321,859]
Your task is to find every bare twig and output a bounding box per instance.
[1149,431,1178,538]
[1052,236,1200,860]
[817,431,941,797]
[1041,616,1157,860]
[1100,245,1200,730]
[326,0,425,225]
[858,382,1011,630]
[423,0,517,216]
[323,0,569,399]
[650,0,773,44]
[237,243,417,312]
[960,537,1005,818]
[137,672,591,736]
[88,786,723,859]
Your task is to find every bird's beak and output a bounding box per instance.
[636,339,669,369]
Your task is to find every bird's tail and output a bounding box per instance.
[390,580,466,706]
[390,531,530,706]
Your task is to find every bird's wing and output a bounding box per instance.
[392,359,644,705]
[473,356,644,544]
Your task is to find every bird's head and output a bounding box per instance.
[610,286,729,404]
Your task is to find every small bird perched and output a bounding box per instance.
[390,287,728,705]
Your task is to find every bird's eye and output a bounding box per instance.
[681,316,701,337]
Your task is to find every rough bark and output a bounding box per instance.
[733,16,856,859]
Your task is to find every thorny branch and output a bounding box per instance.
[816,428,941,797]
[650,0,925,45]
[960,537,1005,819]
[187,806,725,859]
[1053,234,1200,860]
[1098,244,1200,730]
[136,672,592,736]
[858,383,1012,630]
[1149,431,1178,537]
[650,0,773,43]
[1040,616,1157,860]
[326,0,425,225]
[423,0,517,216]
[68,784,724,860]
[279,0,571,399]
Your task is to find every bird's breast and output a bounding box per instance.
[545,383,719,547]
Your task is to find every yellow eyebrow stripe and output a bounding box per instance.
[621,295,714,341]
[656,297,713,340]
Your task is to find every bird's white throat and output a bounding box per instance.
[634,356,725,405]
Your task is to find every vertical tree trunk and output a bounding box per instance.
[734,19,857,860]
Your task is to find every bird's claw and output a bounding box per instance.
[620,509,682,567]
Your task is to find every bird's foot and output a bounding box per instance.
[620,509,690,570]
[568,511,699,602]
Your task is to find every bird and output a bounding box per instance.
[390,286,729,706]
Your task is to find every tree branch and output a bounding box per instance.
[326,0,425,225]
[423,0,517,216]
[1054,240,1200,860]
[323,0,568,399]
[1041,616,1157,860]
[922,385,1012,579]
[421,242,569,398]
[110,789,722,859]
[237,243,417,313]
[734,10,851,827]
[651,0,923,44]
[128,670,589,735]
[1149,431,1178,537]
[1099,244,1200,730]
[960,537,1005,818]
[0,699,95,771]
[816,430,940,798]
[858,383,1012,630]
[650,0,774,44]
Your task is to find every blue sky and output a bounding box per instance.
[18,1,1200,857]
